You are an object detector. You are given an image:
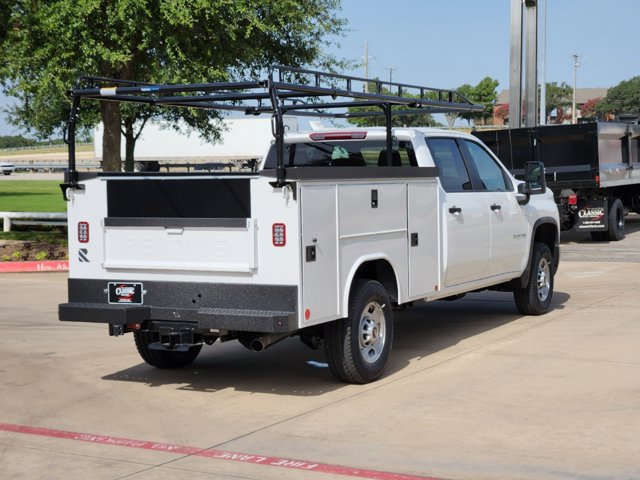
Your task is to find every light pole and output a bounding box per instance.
[572,54,581,124]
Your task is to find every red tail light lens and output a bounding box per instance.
[568,194,578,206]
[309,131,367,141]
[272,223,286,247]
[78,222,90,243]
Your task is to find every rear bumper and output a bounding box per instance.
[59,279,298,334]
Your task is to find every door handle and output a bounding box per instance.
[490,204,502,211]
[448,206,462,214]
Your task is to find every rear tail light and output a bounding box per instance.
[568,194,578,206]
[309,131,367,141]
[78,222,90,243]
[272,223,286,247]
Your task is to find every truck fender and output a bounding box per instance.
[512,217,560,290]
[341,254,402,316]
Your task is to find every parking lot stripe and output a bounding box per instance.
[0,260,69,273]
[0,422,442,480]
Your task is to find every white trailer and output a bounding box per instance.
[60,67,560,383]
[93,116,298,170]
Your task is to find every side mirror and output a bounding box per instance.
[524,161,547,195]
[516,161,547,205]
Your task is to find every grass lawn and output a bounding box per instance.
[0,180,67,212]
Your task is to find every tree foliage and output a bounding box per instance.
[345,81,439,128]
[448,78,499,126]
[580,98,602,119]
[471,76,499,125]
[0,0,346,170]
[544,81,572,119]
[493,103,509,124]
[597,76,640,117]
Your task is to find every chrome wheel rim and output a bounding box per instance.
[358,302,386,364]
[537,257,551,302]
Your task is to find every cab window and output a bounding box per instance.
[426,138,472,192]
[462,140,512,191]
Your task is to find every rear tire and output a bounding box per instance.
[514,242,554,315]
[324,280,393,384]
[134,330,202,368]
[605,198,625,241]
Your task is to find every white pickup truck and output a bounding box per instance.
[59,67,560,383]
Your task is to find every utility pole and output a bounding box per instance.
[539,0,547,125]
[387,67,397,83]
[524,0,538,127]
[510,0,538,128]
[572,54,581,124]
[364,42,369,93]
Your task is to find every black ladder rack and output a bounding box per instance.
[65,65,483,187]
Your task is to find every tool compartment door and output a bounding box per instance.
[407,180,440,299]
[300,185,339,325]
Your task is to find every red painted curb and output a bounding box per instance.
[0,260,69,273]
[0,422,442,480]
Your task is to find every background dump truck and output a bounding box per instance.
[59,67,560,384]
[474,122,640,241]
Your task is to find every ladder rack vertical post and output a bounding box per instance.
[268,73,286,187]
[383,104,393,166]
[65,94,81,185]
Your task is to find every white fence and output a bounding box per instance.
[1,212,67,232]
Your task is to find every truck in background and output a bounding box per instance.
[474,122,640,241]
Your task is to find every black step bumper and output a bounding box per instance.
[59,279,297,334]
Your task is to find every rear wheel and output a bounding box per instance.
[514,242,554,315]
[324,280,393,384]
[605,198,625,241]
[134,330,202,368]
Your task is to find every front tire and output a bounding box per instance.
[134,330,202,368]
[324,280,393,384]
[514,242,554,315]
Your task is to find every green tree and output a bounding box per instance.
[0,0,345,171]
[440,79,499,127]
[544,81,572,123]
[471,76,499,125]
[456,83,475,126]
[346,81,439,128]
[597,76,640,117]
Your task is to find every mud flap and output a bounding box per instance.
[575,199,607,232]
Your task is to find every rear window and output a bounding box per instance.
[263,140,416,168]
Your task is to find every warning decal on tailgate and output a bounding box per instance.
[108,282,144,304]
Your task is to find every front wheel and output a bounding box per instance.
[324,280,393,384]
[514,242,554,315]
[134,330,202,368]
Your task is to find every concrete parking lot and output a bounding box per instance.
[1,217,639,480]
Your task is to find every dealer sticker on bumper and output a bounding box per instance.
[108,282,144,304]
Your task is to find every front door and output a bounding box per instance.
[426,138,491,287]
